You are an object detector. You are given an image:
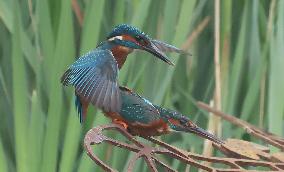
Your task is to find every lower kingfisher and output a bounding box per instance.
[109,86,223,144]
[61,24,223,144]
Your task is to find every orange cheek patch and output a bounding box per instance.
[121,34,148,47]
[122,34,138,43]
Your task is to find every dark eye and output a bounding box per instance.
[135,35,142,41]
[180,119,187,125]
[135,35,147,45]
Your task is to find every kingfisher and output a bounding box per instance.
[61,24,186,121]
[108,86,223,144]
[61,24,223,144]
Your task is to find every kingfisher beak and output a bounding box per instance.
[142,41,175,66]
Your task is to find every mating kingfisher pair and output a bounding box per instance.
[61,24,223,144]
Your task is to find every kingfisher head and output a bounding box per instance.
[107,24,188,65]
[167,116,224,144]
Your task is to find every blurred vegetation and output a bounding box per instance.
[0,0,283,171]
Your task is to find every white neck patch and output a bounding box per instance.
[108,35,123,41]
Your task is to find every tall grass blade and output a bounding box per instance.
[268,0,284,136]
[239,0,262,121]
[113,1,125,25]
[36,0,55,90]
[80,0,105,54]
[225,3,248,114]
[0,0,12,31]
[28,91,44,172]
[0,0,37,72]
[59,106,81,172]
[40,0,75,171]
[0,138,8,172]
[11,2,29,172]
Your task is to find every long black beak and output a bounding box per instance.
[187,126,224,144]
[142,41,175,66]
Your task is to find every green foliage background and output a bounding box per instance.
[0,0,283,171]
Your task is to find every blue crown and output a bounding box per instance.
[107,24,149,39]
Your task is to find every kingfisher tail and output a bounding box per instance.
[75,94,89,123]
[156,106,224,144]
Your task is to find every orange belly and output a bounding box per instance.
[104,112,170,137]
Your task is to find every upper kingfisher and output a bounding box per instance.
[61,24,223,144]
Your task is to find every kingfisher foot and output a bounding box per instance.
[112,119,128,129]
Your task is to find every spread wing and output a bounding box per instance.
[61,49,121,112]
[152,40,190,55]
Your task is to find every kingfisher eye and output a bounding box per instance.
[135,35,147,45]
[180,119,187,125]
[135,35,142,41]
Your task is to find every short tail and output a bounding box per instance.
[75,93,89,123]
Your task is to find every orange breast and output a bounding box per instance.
[127,119,170,137]
[111,46,132,69]
[104,111,170,137]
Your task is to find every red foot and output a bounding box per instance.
[112,119,128,129]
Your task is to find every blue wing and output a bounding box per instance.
[152,40,190,55]
[61,49,121,112]
[119,87,160,124]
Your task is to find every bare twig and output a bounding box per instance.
[259,0,276,128]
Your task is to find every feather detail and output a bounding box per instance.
[61,49,121,113]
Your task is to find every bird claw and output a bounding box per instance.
[112,119,128,129]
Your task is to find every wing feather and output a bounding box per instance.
[80,69,96,96]
[82,69,99,97]
[86,75,100,99]
[91,77,103,100]
[85,71,99,98]
[103,80,112,112]
[95,79,108,108]
[110,84,117,111]
[61,49,121,112]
